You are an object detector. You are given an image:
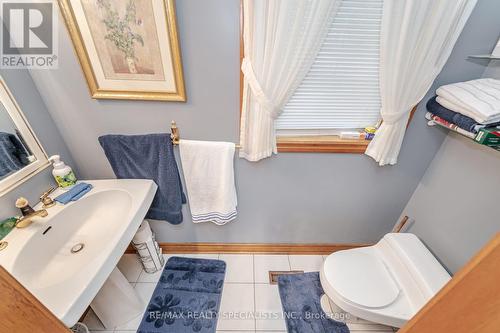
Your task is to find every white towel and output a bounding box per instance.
[179,140,237,225]
[436,78,500,124]
[436,96,500,125]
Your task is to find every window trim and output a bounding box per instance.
[238,0,417,154]
[276,106,417,153]
[277,136,370,153]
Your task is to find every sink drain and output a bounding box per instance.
[71,243,85,253]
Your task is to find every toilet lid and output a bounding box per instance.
[324,249,400,309]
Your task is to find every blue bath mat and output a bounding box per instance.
[137,257,226,333]
[278,272,350,333]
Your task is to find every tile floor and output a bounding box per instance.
[85,253,397,333]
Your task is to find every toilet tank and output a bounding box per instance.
[377,233,451,305]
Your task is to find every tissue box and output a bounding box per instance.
[474,128,500,148]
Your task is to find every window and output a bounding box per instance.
[276,0,383,139]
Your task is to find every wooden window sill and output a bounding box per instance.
[277,136,369,153]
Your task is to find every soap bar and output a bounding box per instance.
[0,217,16,240]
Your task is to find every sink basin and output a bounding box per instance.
[0,179,157,327]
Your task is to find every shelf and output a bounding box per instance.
[426,113,500,153]
[468,54,500,60]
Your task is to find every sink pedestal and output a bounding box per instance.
[90,267,144,329]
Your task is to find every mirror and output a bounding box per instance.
[0,76,49,196]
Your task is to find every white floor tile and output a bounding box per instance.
[289,255,324,272]
[88,253,394,333]
[217,283,255,331]
[219,254,254,283]
[254,255,290,283]
[117,254,143,283]
[136,267,163,283]
[113,282,156,331]
[255,284,286,331]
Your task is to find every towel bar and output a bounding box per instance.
[170,120,242,149]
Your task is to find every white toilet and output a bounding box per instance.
[320,233,451,328]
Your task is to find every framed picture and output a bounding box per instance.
[58,0,186,101]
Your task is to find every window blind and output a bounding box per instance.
[276,0,383,131]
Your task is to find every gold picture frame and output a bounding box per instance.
[58,0,186,101]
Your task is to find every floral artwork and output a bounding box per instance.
[60,0,185,100]
[81,0,163,79]
[97,0,145,74]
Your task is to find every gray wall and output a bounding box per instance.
[0,68,75,220]
[29,0,499,243]
[402,133,500,274]
[402,57,500,274]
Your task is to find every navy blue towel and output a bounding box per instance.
[99,134,186,224]
[0,132,30,178]
[426,96,493,133]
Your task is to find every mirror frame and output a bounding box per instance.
[0,76,50,197]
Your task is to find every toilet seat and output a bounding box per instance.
[320,233,451,328]
[326,249,400,309]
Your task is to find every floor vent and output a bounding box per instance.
[269,270,304,284]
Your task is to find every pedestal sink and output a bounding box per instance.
[0,179,157,327]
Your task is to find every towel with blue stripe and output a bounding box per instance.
[179,140,237,225]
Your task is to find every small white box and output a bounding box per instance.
[340,131,361,140]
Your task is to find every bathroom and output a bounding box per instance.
[0,0,499,332]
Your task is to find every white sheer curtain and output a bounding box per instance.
[239,0,341,161]
[365,0,478,166]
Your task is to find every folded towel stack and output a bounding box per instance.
[426,79,500,138]
[436,78,500,124]
[54,182,93,204]
[179,140,237,225]
[426,96,500,134]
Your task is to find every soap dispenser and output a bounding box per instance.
[49,155,77,189]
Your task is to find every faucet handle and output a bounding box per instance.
[40,187,56,208]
